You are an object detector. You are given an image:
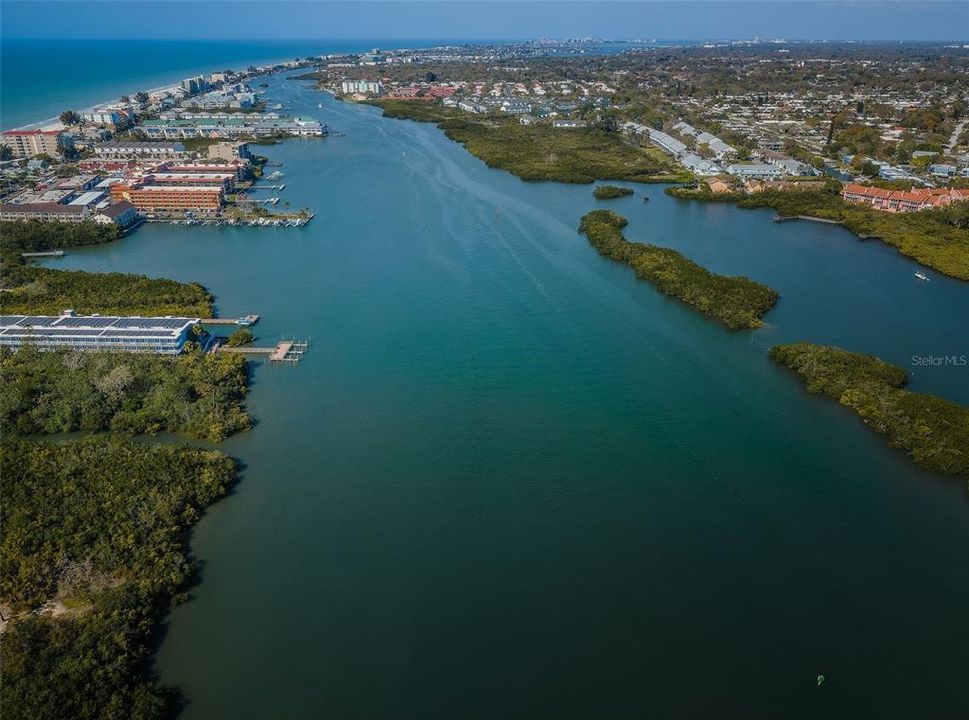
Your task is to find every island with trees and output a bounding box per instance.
[578,209,778,330]
[770,342,969,479]
[594,185,634,200]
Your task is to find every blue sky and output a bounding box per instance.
[3,1,967,41]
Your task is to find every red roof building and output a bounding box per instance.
[842,184,969,213]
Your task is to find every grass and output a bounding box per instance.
[579,210,778,330]
[667,185,969,281]
[770,342,969,479]
[374,100,688,184]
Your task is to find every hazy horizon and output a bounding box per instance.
[3,1,967,42]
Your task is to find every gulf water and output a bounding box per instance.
[18,60,969,718]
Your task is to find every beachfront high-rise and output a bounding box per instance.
[1,129,72,158]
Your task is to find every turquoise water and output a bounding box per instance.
[0,39,458,129]
[37,74,969,718]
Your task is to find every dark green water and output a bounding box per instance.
[50,75,969,719]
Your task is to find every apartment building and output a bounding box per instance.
[1,129,72,158]
[110,181,225,214]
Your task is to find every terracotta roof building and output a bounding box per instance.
[842,184,969,213]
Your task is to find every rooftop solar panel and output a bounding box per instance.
[105,329,173,337]
[56,317,117,328]
[21,316,61,327]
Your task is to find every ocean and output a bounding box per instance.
[1,38,455,129]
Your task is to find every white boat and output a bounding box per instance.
[915,271,930,282]
[318,103,323,108]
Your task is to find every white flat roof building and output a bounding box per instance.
[0,314,200,354]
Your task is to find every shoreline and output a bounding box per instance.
[17,80,183,131]
[7,47,334,132]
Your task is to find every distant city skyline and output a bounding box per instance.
[3,1,967,42]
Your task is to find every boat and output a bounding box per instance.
[642,196,650,203]
[915,271,930,282]
[318,103,323,108]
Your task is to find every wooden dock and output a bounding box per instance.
[221,339,308,363]
[202,314,261,326]
[773,215,843,225]
[21,250,64,258]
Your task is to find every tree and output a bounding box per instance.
[0,145,12,161]
[134,91,150,108]
[120,95,130,103]
[226,328,253,347]
[59,110,81,126]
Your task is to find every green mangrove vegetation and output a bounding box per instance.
[0,220,121,255]
[667,184,969,281]
[0,437,237,720]
[1,260,214,317]
[0,345,250,441]
[594,185,634,200]
[226,327,254,347]
[578,210,778,329]
[375,100,686,184]
[770,343,969,479]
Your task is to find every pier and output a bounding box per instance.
[773,215,843,225]
[221,339,309,363]
[21,250,64,258]
[202,314,260,326]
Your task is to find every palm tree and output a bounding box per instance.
[59,110,81,126]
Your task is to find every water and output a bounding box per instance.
[37,74,969,718]
[0,38,634,130]
[0,39,461,129]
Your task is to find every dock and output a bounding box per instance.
[773,215,843,225]
[21,250,64,258]
[222,339,309,363]
[202,314,261,326]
